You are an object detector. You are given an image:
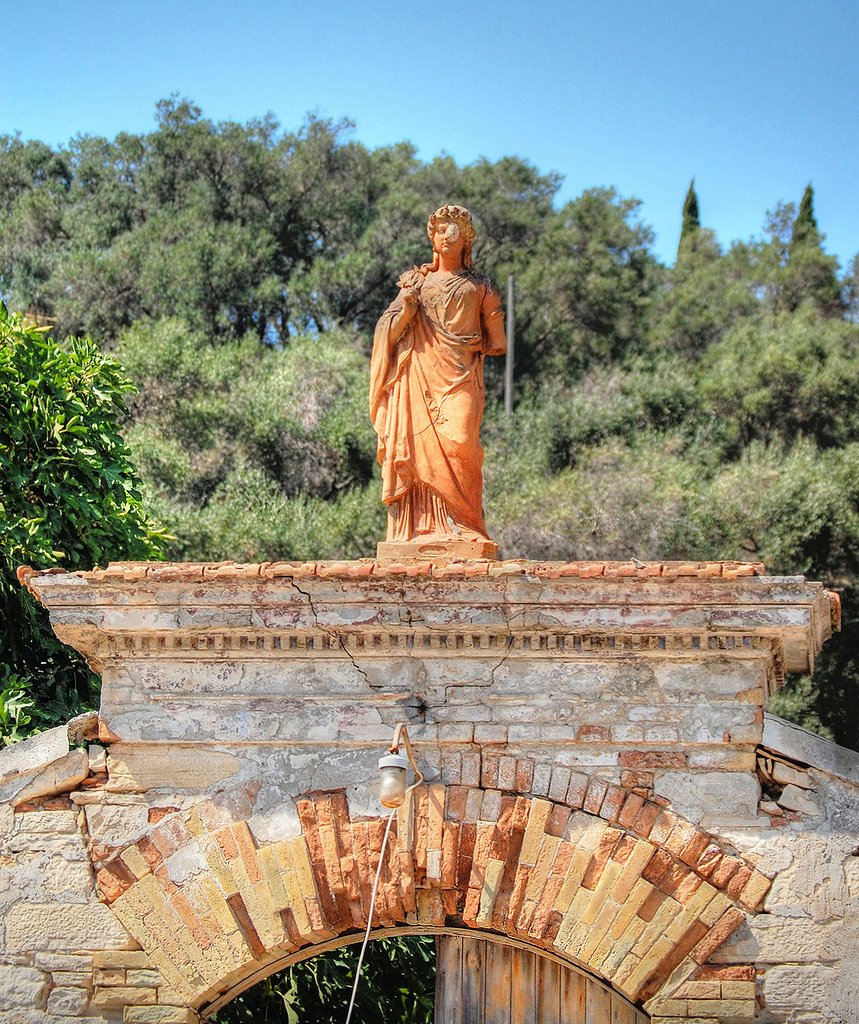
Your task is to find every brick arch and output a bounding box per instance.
[94,783,769,1018]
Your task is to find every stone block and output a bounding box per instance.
[106,746,241,793]
[84,801,150,846]
[776,784,822,816]
[5,902,134,953]
[770,760,811,789]
[92,985,156,1007]
[653,772,759,824]
[124,1008,198,1023]
[0,966,49,1009]
[10,750,89,808]
[0,724,70,782]
[47,986,91,1016]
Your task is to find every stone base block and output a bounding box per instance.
[376,539,498,560]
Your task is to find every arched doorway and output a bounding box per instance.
[204,928,648,1023]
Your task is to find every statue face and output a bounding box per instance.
[432,219,465,259]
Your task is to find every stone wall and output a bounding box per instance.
[0,559,852,1023]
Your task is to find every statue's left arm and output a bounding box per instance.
[481,283,507,357]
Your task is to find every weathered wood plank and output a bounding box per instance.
[510,942,537,1024]
[536,955,561,1024]
[461,935,486,1024]
[484,940,512,1021]
[585,977,612,1024]
[561,965,587,1022]
[435,933,463,1024]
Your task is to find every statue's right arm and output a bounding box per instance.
[386,288,419,347]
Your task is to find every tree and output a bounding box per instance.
[772,185,843,317]
[678,179,700,255]
[0,305,167,737]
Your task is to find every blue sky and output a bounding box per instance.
[2,0,857,268]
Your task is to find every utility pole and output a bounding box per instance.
[505,274,515,418]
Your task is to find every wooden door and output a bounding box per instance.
[435,935,646,1024]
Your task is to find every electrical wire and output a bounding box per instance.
[344,806,397,1024]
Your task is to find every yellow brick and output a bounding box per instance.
[554,886,591,950]
[258,845,288,911]
[475,857,505,926]
[610,840,656,903]
[552,847,591,911]
[275,843,314,937]
[699,891,731,927]
[519,799,553,867]
[184,808,205,838]
[92,986,156,1008]
[288,836,318,899]
[120,846,151,880]
[200,838,239,898]
[92,967,126,985]
[623,934,674,996]
[600,915,646,975]
[609,878,651,939]
[721,980,756,999]
[582,860,623,925]
[524,834,561,901]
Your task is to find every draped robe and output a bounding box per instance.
[369,269,506,542]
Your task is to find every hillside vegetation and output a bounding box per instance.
[1,99,857,744]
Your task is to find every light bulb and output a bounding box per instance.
[378,752,409,808]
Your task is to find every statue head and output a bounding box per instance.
[426,205,476,270]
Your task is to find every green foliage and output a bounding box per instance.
[214,936,435,1024]
[0,305,167,731]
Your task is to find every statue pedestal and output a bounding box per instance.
[376,539,498,560]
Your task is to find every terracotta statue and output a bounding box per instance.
[370,205,506,557]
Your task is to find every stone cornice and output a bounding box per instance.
[24,560,833,676]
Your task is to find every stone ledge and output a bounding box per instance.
[762,713,859,781]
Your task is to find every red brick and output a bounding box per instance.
[619,751,687,769]
[639,919,709,999]
[697,965,755,981]
[565,772,589,808]
[446,786,469,822]
[691,907,746,964]
[481,755,499,789]
[697,844,724,878]
[96,862,135,903]
[137,835,163,870]
[576,724,611,742]
[516,760,535,793]
[631,801,661,839]
[710,854,742,890]
[226,893,267,957]
[583,778,608,814]
[637,888,666,922]
[618,792,646,828]
[546,805,571,838]
[642,849,672,885]
[679,831,711,867]
[148,806,179,824]
[599,785,626,821]
[658,863,691,897]
[621,769,653,791]
[674,871,703,904]
[611,834,639,866]
[725,865,753,901]
[581,830,622,889]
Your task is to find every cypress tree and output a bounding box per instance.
[678,179,700,255]
[782,183,842,316]
[790,183,820,250]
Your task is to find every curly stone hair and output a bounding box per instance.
[423,205,477,272]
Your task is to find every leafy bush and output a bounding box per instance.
[0,305,167,732]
